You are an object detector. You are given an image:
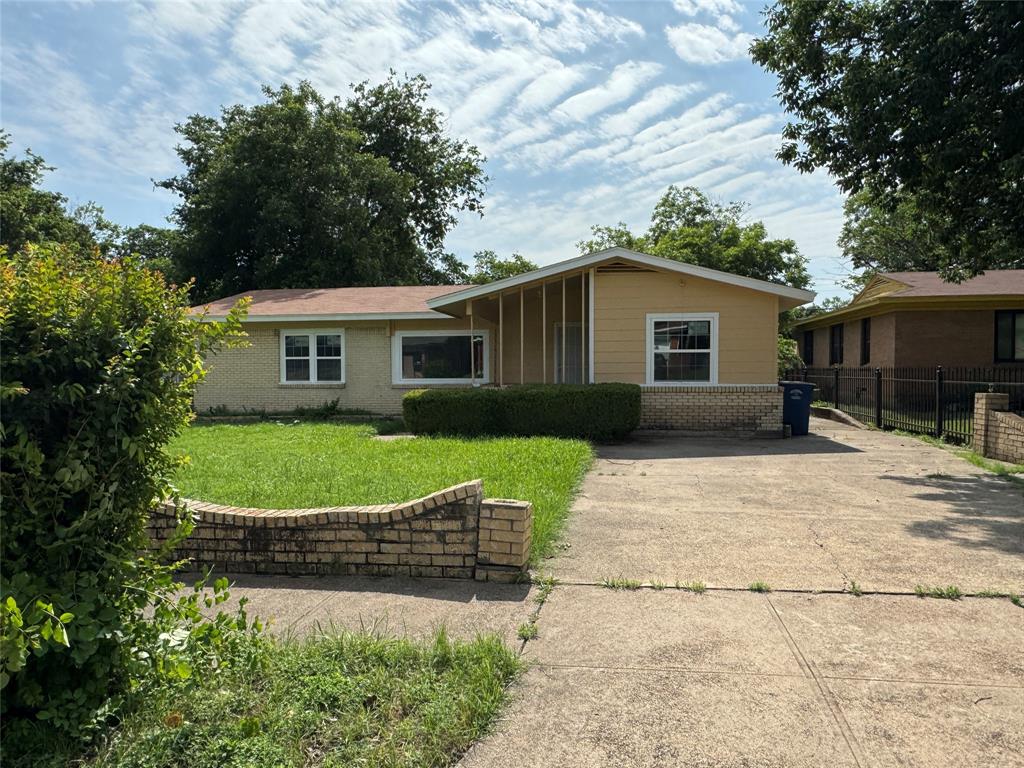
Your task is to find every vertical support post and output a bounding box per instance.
[588,267,595,383]
[498,293,504,387]
[519,286,524,386]
[874,367,882,428]
[542,282,547,384]
[935,366,944,439]
[469,299,475,385]
[561,275,566,385]
[833,366,840,410]
[580,272,585,385]
[801,366,808,382]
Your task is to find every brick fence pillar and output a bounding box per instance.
[475,499,532,583]
[973,392,1009,455]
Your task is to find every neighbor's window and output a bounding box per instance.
[392,331,488,384]
[646,313,717,384]
[802,330,814,366]
[995,310,1024,363]
[860,317,871,366]
[281,331,344,383]
[829,324,844,366]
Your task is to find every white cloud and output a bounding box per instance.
[515,65,589,112]
[672,0,741,16]
[666,23,754,65]
[599,83,700,136]
[554,61,662,122]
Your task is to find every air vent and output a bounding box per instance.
[596,261,656,273]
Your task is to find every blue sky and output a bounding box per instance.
[2,0,850,299]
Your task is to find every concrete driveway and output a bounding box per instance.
[551,418,1023,593]
[461,418,1024,768]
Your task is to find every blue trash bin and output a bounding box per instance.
[780,381,815,436]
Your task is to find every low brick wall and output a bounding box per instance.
[148,480,531,582]
[973,392,1024,464]
[639,385,783,434]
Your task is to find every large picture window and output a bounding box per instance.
[645,313,718,385]
[280,330,344,384]
[392,330,489,385]
[995,310,1024,363]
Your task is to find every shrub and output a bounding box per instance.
[402,383,640,441]
[0,244,254,754]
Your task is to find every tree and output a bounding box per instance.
[752,1,1024,280]
[838,189,1024,290]
[108,224,183,282]
[159,77,487,301]
[0,134,107,253]
[577,185,811,289]
[468,250,538,284]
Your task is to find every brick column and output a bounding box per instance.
[475,499,532,583]
[973,392,1009,455]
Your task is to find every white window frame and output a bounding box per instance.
[279,329,346,385]
[645,312,719,386]
[392,329,491,385]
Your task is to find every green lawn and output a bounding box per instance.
[170,421,593,564]
[85,630,520,768]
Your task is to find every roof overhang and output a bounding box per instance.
[791,294,1024,330]
[426,247,816,313]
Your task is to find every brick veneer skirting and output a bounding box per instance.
[973,392,1024,464]
[639,385,784,433]
[148,480,531,583]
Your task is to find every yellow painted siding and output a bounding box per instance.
[593,270,779,384]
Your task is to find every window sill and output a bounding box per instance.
[277,383,346,389]
[391,382,490,389]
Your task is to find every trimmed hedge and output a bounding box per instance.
[402,384,640,441]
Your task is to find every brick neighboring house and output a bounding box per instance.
[792,271,1024,369]
[192,247,815,433]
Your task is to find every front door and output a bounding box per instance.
[554,322,583,384]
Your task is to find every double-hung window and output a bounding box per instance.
[646,313,718,385]
[859,318,871,366]
[829,324,844,365]
[802,330,814,365]
[280,330,344,384]
[995,310,1024,363]
[392,330,489,385]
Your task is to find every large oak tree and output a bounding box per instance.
[752,0,1024,280]
[159,77,487,301]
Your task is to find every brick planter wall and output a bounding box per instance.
[639,385,783,434]
[974,392,1024,464]
[148,480,530,582]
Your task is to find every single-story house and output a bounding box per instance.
[194,247,815,432]
[791,271,1024,368]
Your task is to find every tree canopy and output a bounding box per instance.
[467,250,538,284]
[0,134,106,253]
[159,77,487,301]
[752,0,1024,280]
[577,185,811,290]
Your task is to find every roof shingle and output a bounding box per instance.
[194,285,468,317]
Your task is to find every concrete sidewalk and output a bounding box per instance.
[460,586,1024,768]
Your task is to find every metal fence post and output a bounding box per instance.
[934,366,944,439]
[801,367,808,382]
[833,366,840,409]
[874,368,883,428]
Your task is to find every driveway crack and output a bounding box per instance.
[766,595,867,768]
[807,519,852,590]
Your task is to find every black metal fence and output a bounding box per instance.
[786,366,1024,444]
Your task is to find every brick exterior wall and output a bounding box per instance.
[148,481,531,583]
[973,393,1024,464]
[639,385,783,433]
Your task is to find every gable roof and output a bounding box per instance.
[792,270,1024,329]
[196,285,466,321]
[426,247,816,312]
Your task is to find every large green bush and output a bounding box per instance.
[402,384,640,441]
[0,244,256,756]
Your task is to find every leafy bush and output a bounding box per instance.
[402,383,640,441]
[0,244,254,756]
